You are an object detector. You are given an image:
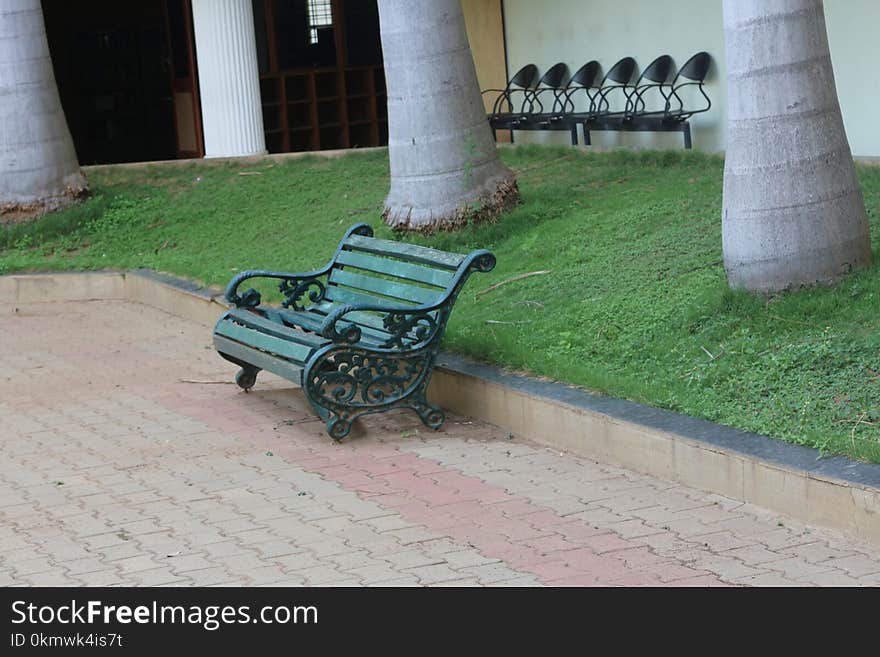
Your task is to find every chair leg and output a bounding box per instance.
[582,126,592,146]
[683,123,692,150]
[570,126,578,146]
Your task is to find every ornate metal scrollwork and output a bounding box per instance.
[381,311,439,349]
[306,349,432,410]
[472,252,497,273]
[279,277,326,311]
[235,287,262,309]
[226,270,327,310]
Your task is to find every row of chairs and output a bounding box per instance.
[483,52,713,149]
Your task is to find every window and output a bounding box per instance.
[274,0,336,68]
[307,0,333,44]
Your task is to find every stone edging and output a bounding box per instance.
[2,269,878,545]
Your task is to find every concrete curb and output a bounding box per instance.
[2,270,878,545]
[81,147,387,174]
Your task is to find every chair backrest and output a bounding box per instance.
[569,60,602,89]
[508,64,540,90]
[637,55,674,85]
[537,62,570,89]
[602,57,637,86]
[675,52,712,84]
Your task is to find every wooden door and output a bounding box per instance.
[461,0,511,143]
[164,0,204,158]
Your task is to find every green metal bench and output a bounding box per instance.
[213,223,496,440]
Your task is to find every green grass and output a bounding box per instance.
[3,147,879,462]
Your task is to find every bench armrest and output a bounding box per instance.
[225,269,331,309]
[319,248,495,349]
[226,222,374,309]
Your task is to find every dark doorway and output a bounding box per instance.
[42,0,200,164]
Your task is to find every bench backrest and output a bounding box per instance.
[320,224,495,348]
[327,223,493,306]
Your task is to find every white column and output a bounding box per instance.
[191,0,266,158]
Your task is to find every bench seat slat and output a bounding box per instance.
[335,250,454,288]
[297,309,390,347]
[214,335,304,382]
[216,320,314,364]
[329,269,439,305]
[345,234,466,270]
[308,303,390,335]
[226,308,329,349]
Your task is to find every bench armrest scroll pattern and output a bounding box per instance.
[225,270,329,310]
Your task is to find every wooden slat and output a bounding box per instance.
[309,302,391,334]
[227,309,328,349]
[286,307,390,347]
[329,269,438,305]
[214,335,304,382]
[324,285,404,310]
[338,308,389,332]
[335,250,454,288]
[310,302,436,347]
[277,308,325,333]
[216,321,313,364]
[345,234,466,270]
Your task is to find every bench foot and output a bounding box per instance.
[235,366,261,391]
[413,399,445,431]
[326,416,353,441]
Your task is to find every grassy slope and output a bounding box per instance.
[2,147,879,462]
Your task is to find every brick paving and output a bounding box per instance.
[1,299,879,587]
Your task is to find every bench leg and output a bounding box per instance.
[683,123,693,150]
[412,397,446,431]
[582,126,591,146]
[235,365,261,392]
[326,414,353,441]
[570,126,578,146]
[303,345,448,441]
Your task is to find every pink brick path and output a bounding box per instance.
[1,300,879,587]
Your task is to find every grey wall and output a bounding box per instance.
[502,0,879,156]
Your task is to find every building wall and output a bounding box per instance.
[502,0,880,157]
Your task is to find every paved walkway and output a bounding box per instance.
[1,300,879,587]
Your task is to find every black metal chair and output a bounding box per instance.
[584,55,673,143]
[501,62,571,139]
[541,60,602,145]
[575,57,637,145]
[591,58,638,118]
[623,55,675,118]
[614,52,713,149]
[483,64,540,138]
[660,51,713,123]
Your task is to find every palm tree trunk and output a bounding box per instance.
[377,0,518,231]
[0,0,87,222]
[722,0,871,293]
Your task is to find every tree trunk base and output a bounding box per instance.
[383,174,519,234]
[1,180,89,225]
